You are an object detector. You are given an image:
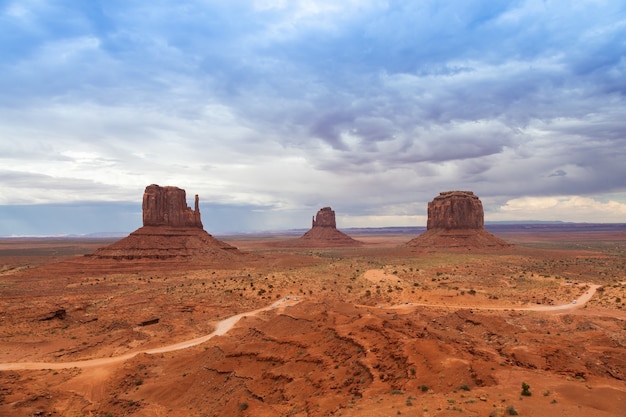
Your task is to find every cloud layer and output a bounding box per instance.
[1,1,625,234]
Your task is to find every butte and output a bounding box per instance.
[407,191,511,250]
[277,207,362,247]
[88,184,242,265]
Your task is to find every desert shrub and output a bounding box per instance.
[521,381,531,396]
[506,405,519,415]
[238,402,249,411]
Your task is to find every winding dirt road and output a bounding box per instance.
[0,284,605,372]
[380,283,601,313]
[0,297,301,371]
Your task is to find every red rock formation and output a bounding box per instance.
[427,191,483,230]
[312,207,337,228]
[408,191,510,250]
[300,207,361,245]
[142,184,202,228]
[89,185,242,263]
[272,207,362,247]
[89,226,240,261]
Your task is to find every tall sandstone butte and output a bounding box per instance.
[281,206,362,247]
[311,207,337,228]
[89,184,239,263]
[408,191,510,250]
[142,184,203,228]
[427,191,483,230]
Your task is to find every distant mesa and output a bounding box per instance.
[274,207,362,247]
[407,191,511,250]
[427,190,483,230]
[89,184,241,262]
[299,207,362,245]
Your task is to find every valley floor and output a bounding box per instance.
[0,230,625,416]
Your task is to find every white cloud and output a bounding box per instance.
[1,1,626,233]
[494,196,626,223]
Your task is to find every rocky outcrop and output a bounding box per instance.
[408,191,510,250]
[272,207,362,247]
[89,185,242,263]
[142,184,202,228]
[311,207,337,228]
[427,191,483,230]
[299,207,361,245]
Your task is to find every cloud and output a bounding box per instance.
[493,195,626,223]
[1,0,625,234]
[548,169,567,178]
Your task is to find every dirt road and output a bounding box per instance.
[0,284,608,371]
[0,297,301,371]
[382,283,601,313]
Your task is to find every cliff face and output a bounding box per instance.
[408,191,510,250]
[312,207,337,228]
[427,191,483,230]
[142,184,203,228]
[89,184,241,263]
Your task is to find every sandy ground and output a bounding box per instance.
[0,297,302,371]
[0,282,602,372]
[1,230,625,416]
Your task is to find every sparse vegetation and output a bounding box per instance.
[1,232,625,416]
[506,405,519,415]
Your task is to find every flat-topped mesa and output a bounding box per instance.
[427,191,483,230]
[312,207,337,228]
[407,190,511,250]
[142,184,203,228]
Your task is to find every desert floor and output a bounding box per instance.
[0,229,625,416]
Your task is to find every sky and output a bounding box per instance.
[1,0,626,235]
